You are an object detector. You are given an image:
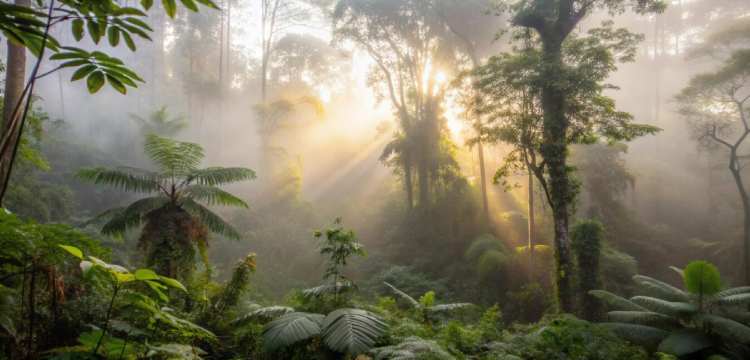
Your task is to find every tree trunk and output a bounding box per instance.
[404,155,413,210]
[417,157,429,208]
[0,0,30,207]
[540,38,574,313]
[477,137,489,221]
[528,169,535,280]
[730,159,750,284]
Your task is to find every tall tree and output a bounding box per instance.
[473,10,662,310]
[677,48,750,284]
[334,0,462,210]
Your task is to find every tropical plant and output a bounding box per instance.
[303,218,365,302]
[56,244,213,358]
[259,307,387,356]
[77,134,255,279]
[0,0,218,207]
[592,260,750,359]
[370,336,454,360]
[383,282,472,325]
[131,106,187,137]
[571,219,604,320]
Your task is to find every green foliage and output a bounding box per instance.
[303,218,365,303]
[370,336,454,360]
[262,308,387,355]
[571,220,604,320]
[78,135,254,278]
[131,106,187,137]
[483,316,648,360]
[592,261,750,358]
[383,282,473,325]
[683,261,722,296]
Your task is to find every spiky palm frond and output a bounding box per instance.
[180,199,241,240]
[630,296,697,316]
[657,330,713,357]
[144,134,204,175]
[589,290,648,311]
[427,303,473,314]
[321,309,388,355]
[606,311,678,328]
[633,275,689,302]
[101,196,169,236]
[233,306,295,325]
[262,312,325,352]
[383,281,419,309]
[302,281,355,298]
[716,287,750,298]
[182,185,249,208]
[599,323,669,348]
[77,167,162,193]
[697,314,750,343]
[716,293,750,307]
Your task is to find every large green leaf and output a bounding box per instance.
[263,312,325,352]
[101,196,168,236]
[657,330,713,357]
[600,323,669,349]
[383,281,419,309]
[321,309,388,355]
[589,290,648,311]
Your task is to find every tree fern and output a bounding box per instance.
[233,306,295,325]
[632,275,689,302]
[383,281,419,308]
[697,314,750,343]
[630,296,696,316]
[79,134,253,278]
[657,331,713,357]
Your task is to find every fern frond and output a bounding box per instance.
[607,311,678,328]
[101,196,168,236]
[182,185,249,208]
[630,296,697,316]
[77,167,161,193]
[188,167,256,186]
[599,323,668,348]
[144,134,204,175]
[180,198,241,239]
[321,309,388,355]
[633,275,689,302]
[383,281,419,309]
[262,312,324,352]
[589,290,648,311]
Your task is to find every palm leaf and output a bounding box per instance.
[600,323,669,348]
[188,167,256,186]
[633,275,689,302]
[369,336,454,360]
[321,309,388,355]
[657,330,714,357]
[302,281,356,298]
[716,293,750,307]
[717,286,750,298]
[589,290,648,311]
[262,312,325,352]
[233,306,295,325]
[630,296,697,316]
[606,311,678,328]
[697,314,750,343]
[77,166,161,193]
[383,281,419,309]
[180,198,241,239]
[182,185,249,208]
[427,303,473,314]
[101,196,168,236]
[144,134,204,175]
